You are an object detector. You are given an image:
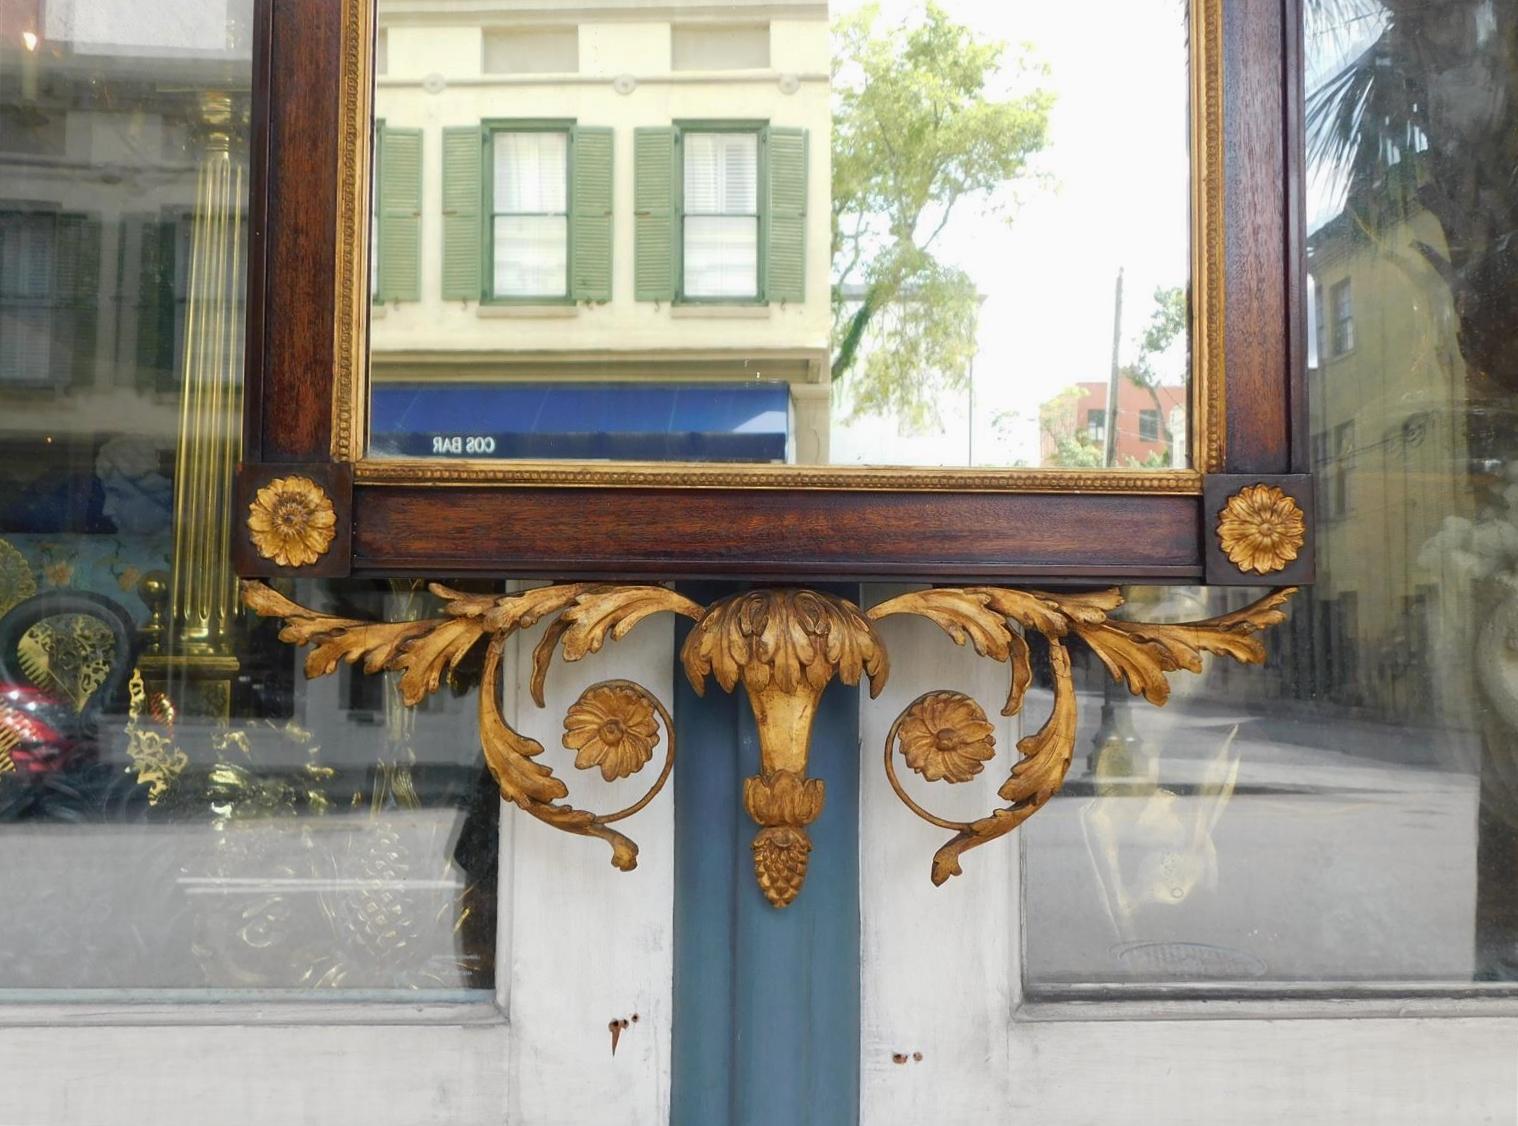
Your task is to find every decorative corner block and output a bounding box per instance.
[233,462,353,578]
[1204,474,1314,585]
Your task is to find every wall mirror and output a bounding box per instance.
[357,0,1205,484]
[236,0,1310,583]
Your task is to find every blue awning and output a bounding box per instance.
[369,381,791,462]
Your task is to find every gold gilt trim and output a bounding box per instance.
[868,585,1291,884]
[329,0,1226,489]
[331,0,374,463]
[684,589,887,905]
[243,581,696,871]
[247,476,339,567]
[243,578,1293,906]
[1193,0,1226,473]
[354,459,1204,495]
[0,724,17,775]
[1217,483,1306,575]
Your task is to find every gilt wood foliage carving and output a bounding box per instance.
[242,581,1294,906]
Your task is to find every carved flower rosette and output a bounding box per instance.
[247,476,338,568]
[1217,483,1306,575]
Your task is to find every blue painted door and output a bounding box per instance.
[671,583,861,1126]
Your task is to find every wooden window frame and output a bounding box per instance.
[482,120,575,306]
[235,0,1313,588]
[676,122,765,305]
[1329,276,1355,357]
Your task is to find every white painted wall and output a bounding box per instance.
[860,590,1020,1123]
[500,606,675,1125]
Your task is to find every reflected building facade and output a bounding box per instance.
[1038,378,1186,468]
[369,0,833,463]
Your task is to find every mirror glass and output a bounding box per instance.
[365,0,1192,471]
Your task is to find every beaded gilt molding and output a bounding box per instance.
[242,581,1295,908]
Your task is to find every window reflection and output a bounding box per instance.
[1025,0,1518,993]
[367,0,1192,470]
[0,1,494,995]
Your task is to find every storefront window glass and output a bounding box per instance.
[1024,0,1518,994]
[0,0,495,996]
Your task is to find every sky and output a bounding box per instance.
[828,0,1193,467]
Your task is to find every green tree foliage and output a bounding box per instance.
[831,2,1053,430]
[1123,284,1187,450]
[1036,386,1105,468]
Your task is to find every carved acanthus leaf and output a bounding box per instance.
[743,769,826,827]
[241,580,443,683]
[476,583,591,633]
[561,587,706,660]
[1075,588,1296,705]
[997,639,1076,807]
[867,588,1017,660]
[241,581,681,875]
[389,617,489,706]
[868,586,1113,716]
[526,585,703,707]
[479,641,570,808]
[682,589,888,699]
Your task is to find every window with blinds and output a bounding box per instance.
[492,131,569,299]
[682,132,759,299]
[0,212,55,385]
[0,210,99,388]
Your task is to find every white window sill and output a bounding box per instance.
[369,302,387,318]
[476,304,580,319]
[670,304,772,319]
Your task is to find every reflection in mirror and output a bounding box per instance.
[0,2,495,996]
[1026,0,1518,994]
[366,0,1193,471]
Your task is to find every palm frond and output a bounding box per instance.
[1304,6,1425,205]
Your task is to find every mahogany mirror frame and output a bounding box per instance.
[234,0,1313,587]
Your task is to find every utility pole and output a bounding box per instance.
[966,351,975,465]
[1103,267,1124,467]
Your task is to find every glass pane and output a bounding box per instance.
[367,0,1193,471]
[495,215,569,297]
[683,216,759,298]
[683,132,759,215]
[1023,0,1518,995]
[0,0,495,998]
[493,131,567,214]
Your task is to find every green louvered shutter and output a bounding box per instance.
[633,127,676,302]
[763,127,807,304]
[569,126,613,302]
[442,126,483,301]
[133,216,178,391]
[376,126,422,302]
[54,213,100,387]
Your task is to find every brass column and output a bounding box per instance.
[140,92,248,716]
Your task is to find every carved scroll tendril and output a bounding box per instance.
[241,580,694,870]
[870,587,1296,885]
